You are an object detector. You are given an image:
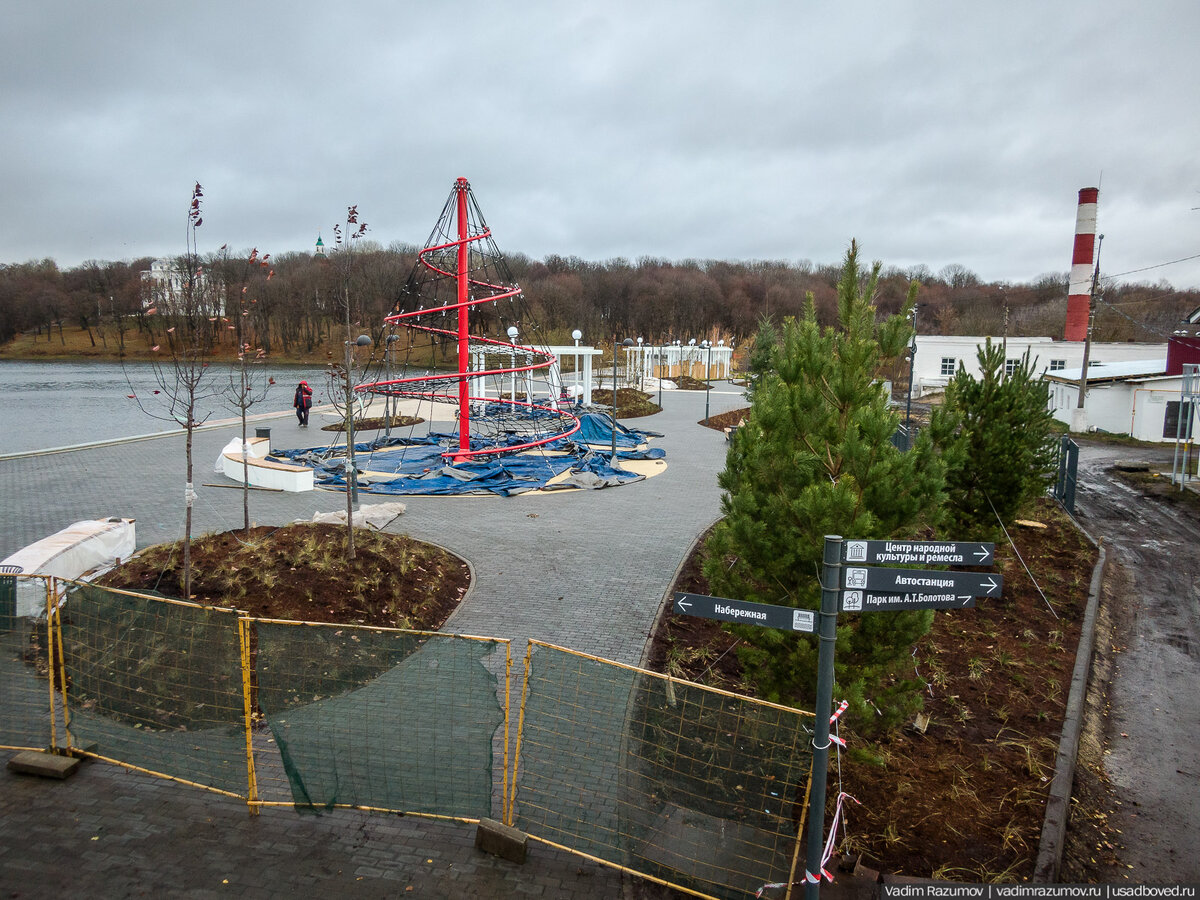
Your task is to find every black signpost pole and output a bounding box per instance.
[805,535,842,900]
[671,536,998,899]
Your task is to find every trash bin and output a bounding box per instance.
[255,427,271,441]
[0,564,20,632]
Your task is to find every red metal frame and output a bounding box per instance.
[365,177,578,461]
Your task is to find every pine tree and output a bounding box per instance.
[744,313,778,402]
[703,241,946,733]
[930,340,1058,538]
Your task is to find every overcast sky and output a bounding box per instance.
[4,2,1199,289]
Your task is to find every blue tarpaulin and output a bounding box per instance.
[269,412,663,496]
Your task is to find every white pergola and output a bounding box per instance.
[468,343,603,405]
[626,342,733,384]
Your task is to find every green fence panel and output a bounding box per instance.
[0,574,54,751]
[254,622,506,820]
[58,583,248,795]
[514,643,814,900]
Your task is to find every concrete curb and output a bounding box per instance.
[637,514,722,670]
[1033,518,1106,883]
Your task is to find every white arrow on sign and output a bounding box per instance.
[981,577,1000,596]
[958,595,973,606]
[975,548,992,563]
[676,598,692,612]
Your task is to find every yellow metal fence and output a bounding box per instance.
[0,572,58,753]
[0,580,815,899]
[512,641,815,900]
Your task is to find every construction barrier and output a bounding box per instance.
[251,619,509,821]
[0,579,510,822]
[0,573,57,753]
[1,582,816,897]
[512,640,815,900]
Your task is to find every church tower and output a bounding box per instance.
[314,234,326,259]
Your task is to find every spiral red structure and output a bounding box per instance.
[362,178,579,462]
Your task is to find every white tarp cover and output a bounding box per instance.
[1,517,136,617]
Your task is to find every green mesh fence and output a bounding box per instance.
[514,642,815,900]
[0,574,54,751]
[57,582,249,795]
[254,621,508,821]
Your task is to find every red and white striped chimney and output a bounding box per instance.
[1064,187,1099,342]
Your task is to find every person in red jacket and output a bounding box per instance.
[293,380,313,426]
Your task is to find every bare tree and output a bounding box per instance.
[219,246,274,534]
[123,183,223,599]
[329,205,372,561]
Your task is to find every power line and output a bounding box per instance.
[1107,252,1200,280]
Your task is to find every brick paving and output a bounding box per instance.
[0,386,748,898]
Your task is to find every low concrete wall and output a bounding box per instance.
[1033,526,1107,883]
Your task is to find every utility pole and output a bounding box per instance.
[1001,293,1009,382]
[1072,235,1104,433]
[904,305,917,440]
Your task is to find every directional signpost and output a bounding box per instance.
[842,539,993,566]
[805,537,1001,900]
[673,592,815,634]
[839,564,1002,612]
[669,536,1002,900]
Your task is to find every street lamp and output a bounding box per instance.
[507,326,519,411]
[904,305,918,446]
[612,336,634,461]
[384,333,400,439]
[344,333,372,508]
[702,340,713,424]
[570,329,583,402]
[657,336,667,409]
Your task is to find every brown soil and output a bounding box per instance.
[590,387,663,418]
[702,408,747,432]
[1113,467,1200,516]
[320,415,424,433]
[93,523,471,631]
[673,375,711,391]
[646,497,1097,882]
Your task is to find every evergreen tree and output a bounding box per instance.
[703,242,946,733]
[744,313,778,402]
[930,340,1058,537]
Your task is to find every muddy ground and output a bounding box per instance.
[1062,442,1200,882]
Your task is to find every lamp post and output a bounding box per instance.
[612,336,634,461]
[344,333,372,509]
[703,339,713,424]
[507,325,519,411]
[657,337,666,409]
[904,305,917,447]
[571,329,582,400]
[384,333,400,439]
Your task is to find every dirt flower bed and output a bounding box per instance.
[590,387,662,418]
[320,414,424,433]
[647,497,1097,881]
[93,523,470,631]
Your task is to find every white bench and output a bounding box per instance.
[220,436,314,493]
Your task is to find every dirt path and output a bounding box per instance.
[1064,442,1200,882]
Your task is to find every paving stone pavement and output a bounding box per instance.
[0,386,748,898]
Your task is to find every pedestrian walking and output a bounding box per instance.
[293,380,313,426]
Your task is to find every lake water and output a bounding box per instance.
[0,360,335,455]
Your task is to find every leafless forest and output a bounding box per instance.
[2,246,1196,356]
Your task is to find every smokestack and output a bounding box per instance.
[1064,187,1099,341]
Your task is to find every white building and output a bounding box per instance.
[140,258,220,317]
[911,319,1198,444]
[1043,361,1197,443]
[911,335,1168,398]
